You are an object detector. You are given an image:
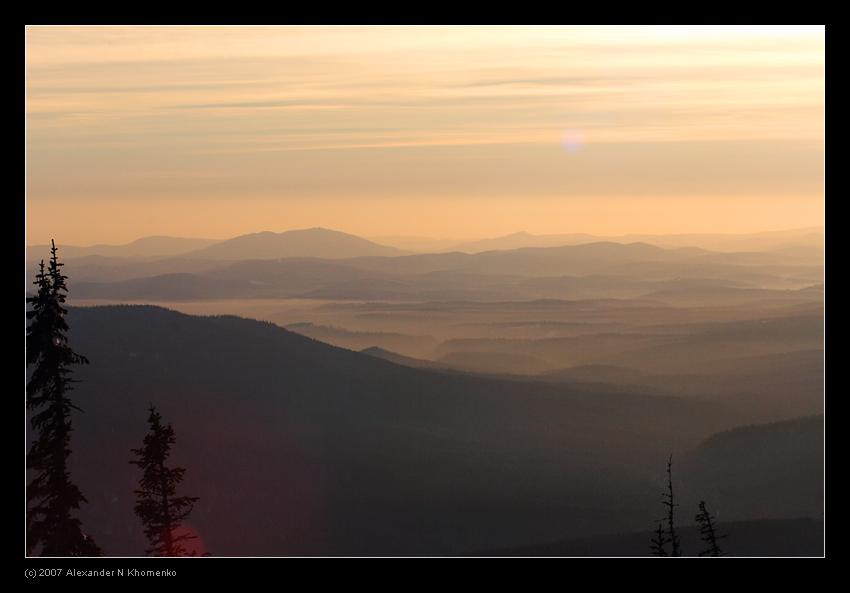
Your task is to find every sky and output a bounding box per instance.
[25,25,825,245]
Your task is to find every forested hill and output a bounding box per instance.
[60,304,744,556]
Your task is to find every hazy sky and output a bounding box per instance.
[25,25,824,245]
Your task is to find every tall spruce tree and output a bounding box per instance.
[661,455,682,557]
[130,405,200,556]
[26,241,101,556]
[695,500,726,557]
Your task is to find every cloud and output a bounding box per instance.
[25,26,824,242]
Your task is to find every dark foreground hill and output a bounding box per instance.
[481,517,823,556]
[679,416,823,519]
[47,306,815,556]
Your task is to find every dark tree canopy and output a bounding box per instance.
[26,240,100,556]
[130,405,200,556]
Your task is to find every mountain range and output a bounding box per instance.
[26,235,219,260]
[27,228,405,264]
[23,225,824,556]
[54,238,822,304]
[448,227,824,254]
[28,226,823,263]
[52,305,821,556]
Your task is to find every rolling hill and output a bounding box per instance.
[26,236,219,260]
[451,228,824,255]
[55,237,824,305]
[679,415,824,520]
[185,227,405,260]
[57,305,748,556]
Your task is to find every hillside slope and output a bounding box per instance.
[55,305,744,556]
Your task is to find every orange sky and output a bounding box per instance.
[25,25,824,245]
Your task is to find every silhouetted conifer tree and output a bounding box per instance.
[695,500,726,557]
[130,405,200,556]
[662,455,682,557]
[650,520,670,557]
[26,241,100,556]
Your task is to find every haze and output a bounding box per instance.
[24,26,826,557]
[25,25,824,245]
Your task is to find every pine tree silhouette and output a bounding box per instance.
[650,520,670,557]
[26,241,101,556]
[695,500,726,557]
[661,455,682,557]
[130,405,200,556]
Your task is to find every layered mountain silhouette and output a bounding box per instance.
[62,239,823,303]
[56,305,820,556]
[184,228,406,260]
[451,227,823,255]
[543,350,823,422]
[23,226,823,557]
[55,305,760,556]
[26,235,218,260]
[360,346,448,370]
[28,227,822,264]
[26,228,406,270]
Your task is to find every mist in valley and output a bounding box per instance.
[23,225,823,556]
[25,25,825,558]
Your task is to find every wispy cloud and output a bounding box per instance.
[25,26,825,242]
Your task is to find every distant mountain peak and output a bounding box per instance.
[186,227,406,260]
